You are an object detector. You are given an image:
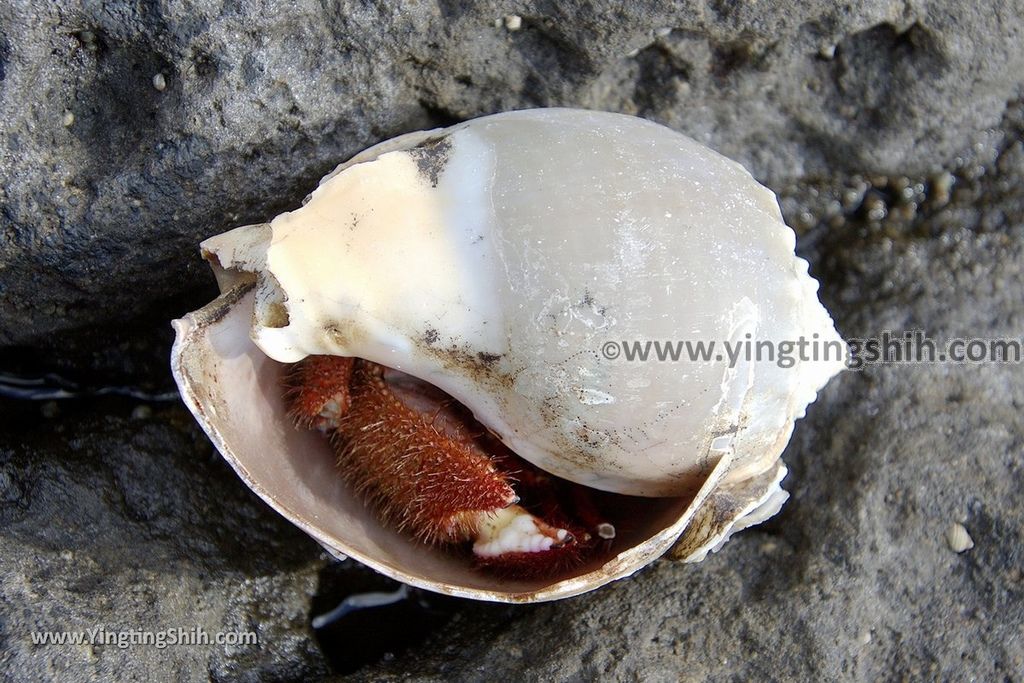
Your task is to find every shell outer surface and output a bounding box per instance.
[174,108,846,601]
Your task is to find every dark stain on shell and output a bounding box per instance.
[421,340,510,389]
[476,351,502,366]
[408,135,453,188]
[412,333,683,484]
[257,273,290,329]
[202,278,256,326]
[324,320,368,350]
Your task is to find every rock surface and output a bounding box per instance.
[347,103,1024,682]
[2,0,1023,350]
[0,399,332,680]
[1,0,1022,681]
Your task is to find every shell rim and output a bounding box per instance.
[170,282,738,602]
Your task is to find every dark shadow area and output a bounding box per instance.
[0,394,318,577]
[0,282,218,392]
[310,562,465,675]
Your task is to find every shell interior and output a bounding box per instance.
[171,283,743,601]
[172,108,845,601]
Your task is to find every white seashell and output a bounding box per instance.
[945,522,974,553]
[172,108,846,601]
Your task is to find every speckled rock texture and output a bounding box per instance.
[2,0,1023,349]
[1,0,1022,680]
[346,103,1024,682]
[0,401,333,680]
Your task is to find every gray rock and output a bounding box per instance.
[1,1,1022,680]
[344,103,1024,682]
[0,400,330,681]
[2,0,1023,348]
[1,104,1020,683]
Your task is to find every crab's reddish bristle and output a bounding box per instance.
[283,355,355,430]
[287,357,517,544]
[284,355,618,578]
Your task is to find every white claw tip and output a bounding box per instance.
[473,506,568,558]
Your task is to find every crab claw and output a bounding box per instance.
[473,505,574,557]
[286,355,517,545]
[471,506,590,578]
[285,354,611,578]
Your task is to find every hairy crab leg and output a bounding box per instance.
[285,355,583,572]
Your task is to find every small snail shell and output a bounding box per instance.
[172,108,845,601]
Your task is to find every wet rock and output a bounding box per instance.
[1,1,1022,680]
[2,0,1023,349]
[343,106,1024,682]
[0,399,331,680]
[5,91,1017,683]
